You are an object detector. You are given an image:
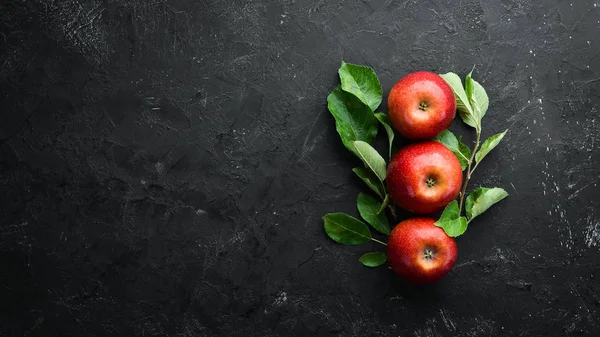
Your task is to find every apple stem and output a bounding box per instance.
[458,126,481,213]
[371,237,388,246]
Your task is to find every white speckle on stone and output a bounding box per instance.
[155,162,164,173]
[196,209,207,215]
[585,220,600,247]
[41,0,112,64]
[273,292,288,306]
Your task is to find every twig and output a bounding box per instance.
[458,126,481,213]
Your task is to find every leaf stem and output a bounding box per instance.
[470,154,484,174]
[379,180,397,220]
[387,204,398,219]
[458,126,481,213]
[371,237,388,246]
[379,180,386,197]
[457,151,470,161]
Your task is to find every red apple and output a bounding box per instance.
[387,217,457,284]
[388,71,456,140]
[387,141,462,214]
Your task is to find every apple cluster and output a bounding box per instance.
[386,72,462,284]
[322,63,508,285]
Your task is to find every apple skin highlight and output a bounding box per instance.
[388,71,456,140]
[387,217,458,284]
[386,141,463,214]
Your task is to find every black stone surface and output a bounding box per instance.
[1,0,600,336]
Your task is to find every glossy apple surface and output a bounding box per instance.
[387,141,462,214]
[388,71,456,140]
[387,217,457,284]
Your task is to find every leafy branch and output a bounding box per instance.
[322,62,397,267]
[321,64,509,269]
[458,128,480,213]
[434,71,509,236]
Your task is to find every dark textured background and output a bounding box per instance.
[1,0,599,336]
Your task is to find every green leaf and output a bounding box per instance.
[357,193,390,235]
[475,130,507,164]
[434,200,468,237]
[352,167,384,198]
[327,86,378,151]
[465,71,474,101]
[439,72,477,128]
[323,213,371,245]
[464,71,489,127]
[434,129,459,149]
[470,78,489,121]
[465,187,508,221]
[438,200,460,220]
[338,61,382,111]
[352,141,387,182]
[374,113,397,160]
[440,217,468,238]
[359,252,387,267]
[378,193,390,215]
[433,130,471,171]
[458,140,471,171]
